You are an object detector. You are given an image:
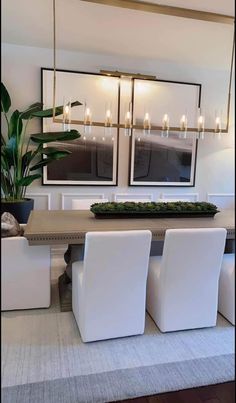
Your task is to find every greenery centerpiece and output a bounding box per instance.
[90,201,219,218]
[1,82,81,222]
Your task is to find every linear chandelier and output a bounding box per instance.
[52,0,235,139]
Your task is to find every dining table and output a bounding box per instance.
[24,209,235,311]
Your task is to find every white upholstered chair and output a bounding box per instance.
[72,198,109,210]
[146,228,227,332]
[218,253,235,325]
[1,230,51,310]
[72,230,152,342]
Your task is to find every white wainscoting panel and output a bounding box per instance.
[26,193,51,210]
[61,193,107,210]
[113,193,153,202]
[207,193,235,209]
[158,193,199,202]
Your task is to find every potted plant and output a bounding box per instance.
[1,82,81,222]
[90,201,219,218]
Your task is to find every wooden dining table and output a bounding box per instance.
[25,209,235,245]
[24,209,235,311]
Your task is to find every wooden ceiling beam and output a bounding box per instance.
[81,0,234,25]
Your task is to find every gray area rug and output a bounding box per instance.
[2,252,235,403]
[2,354,234,403]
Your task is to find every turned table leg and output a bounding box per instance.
[58,244,84,312]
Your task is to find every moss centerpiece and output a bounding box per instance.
[90,201,219,219]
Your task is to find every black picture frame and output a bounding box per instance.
[41,68,120,186]
[129,78,201,187]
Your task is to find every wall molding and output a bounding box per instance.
[113,193,153,202]
[61,193,106,210]
[160,192,199,202]
[26,193,51,210]
[207,193,234,209]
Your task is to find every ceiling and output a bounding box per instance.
[2,0,235,69]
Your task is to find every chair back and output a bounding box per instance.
[72,198,108,210]
[159,228,227,317]
[81,230,152,319]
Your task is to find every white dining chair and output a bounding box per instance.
[72,198,109,210]
[218,253,235,325]
[146,228,227,332]
[72,230,152,342]
[1,228,51,310]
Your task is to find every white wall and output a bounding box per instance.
[2,43,234,209]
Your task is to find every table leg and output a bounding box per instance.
[58,244,84,312]
[224,239,235,253]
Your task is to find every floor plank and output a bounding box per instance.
[116,382,235,403]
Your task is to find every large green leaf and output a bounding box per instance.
[1,173,12,196]
[17,174,41,186]
[40,147,70,156]
[5,136,17,156]
[30,152,70,171]
[1,83,11,113]
[30,129,80,143]
[2,137,18,167]
[1,154,9,170]
[1,133,6,146]
[29,158,54,171]
[9,110,23,138]
[31,101,82,118]
[21,150,33,173]
[20,102,43,120]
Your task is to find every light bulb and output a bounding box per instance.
[197,115,204,132]
[105,109,112,126]
[125,111,132,128]
[63,101,71,131]
[84,107,92,125]
[215,116,221,133]
[180,114,187,131]
[162,114,169,130]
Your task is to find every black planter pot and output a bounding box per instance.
[1,198,34,223]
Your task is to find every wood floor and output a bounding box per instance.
[118,382,235,403]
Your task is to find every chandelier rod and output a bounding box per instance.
[53,0,56,120]
[225,30,235,132]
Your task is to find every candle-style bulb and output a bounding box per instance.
[197,115,204,132]
[124,109,132,136]
[179,114,187,139]
[215,116,221,133]
[143,112,151,135]
[63,101,71,131]
[162,114,169,130]
[105,109,112,127]
[161,114,169,138]
[180,114,187,131]
[143,112,151,129]
[84,107,92,125]
[125,111,132,128]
